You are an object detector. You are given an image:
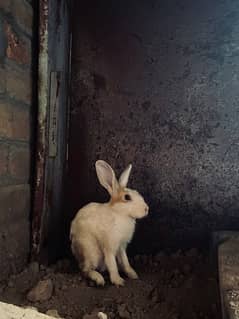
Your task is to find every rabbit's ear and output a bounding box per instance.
[95,160,119,196]
[119,164,132,188]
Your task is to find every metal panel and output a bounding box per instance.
[45,0,71,261]
[31,0,71,261]
[31,0,49,259]
[48,71,61,158]
[68,0,239,253]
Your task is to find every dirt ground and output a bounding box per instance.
[0,249,221,319]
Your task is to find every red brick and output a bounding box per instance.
[0,0,32,36]
[0,102,12,138]
[0,143,9,177]
[11,0,33,36]
[0,184,30,224]
[0,218,29,280]
[12,107,30,140]
[0,66,6,94]
[6,64,31,104]
[8,145,30,182]
[0,101,30,141]
[4,22,31,65]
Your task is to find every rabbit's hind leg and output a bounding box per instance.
[81,238,105,286]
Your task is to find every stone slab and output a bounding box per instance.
[212,231,239,250]
[224,290,239,319]
[0,301,59,319]
[218,234,239,319]
[211,231,239,266]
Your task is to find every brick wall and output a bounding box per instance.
[0,0,33,281]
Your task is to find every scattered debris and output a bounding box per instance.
[8,280,14,288]
[27,279,54,302]
[53,259,71,273]
[46,309,62,318]
[117,304,131,319]
[28,262,40,276]
[0,250,221,319]
[97,312,107,319]
[83,312,98,319]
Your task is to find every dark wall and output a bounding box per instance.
[68,0,239,254]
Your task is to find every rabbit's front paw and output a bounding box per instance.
[126,268,138,279]
[88,270,105,286]
[95,275,105,286]
[111,275,125,287]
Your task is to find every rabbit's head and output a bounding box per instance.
[95,160,149,219]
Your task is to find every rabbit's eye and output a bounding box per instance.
[124,194,132,201]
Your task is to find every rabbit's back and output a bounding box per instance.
[70,202,136,251]
[70,202,114,237]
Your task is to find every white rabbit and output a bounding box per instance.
[70,160,149,287]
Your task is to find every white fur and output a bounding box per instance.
[70,160,149,287]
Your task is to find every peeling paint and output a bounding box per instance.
[4,22,30,65]
[32,0,71,261]
[31,0,49,258]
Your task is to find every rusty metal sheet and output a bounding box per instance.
[31,0,49,260]
[31,0,72,261]
[48,71,61,158]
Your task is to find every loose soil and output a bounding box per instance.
[0,249,221,319]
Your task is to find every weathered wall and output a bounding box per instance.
[68,0,239,253]
[0,0,32,279]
